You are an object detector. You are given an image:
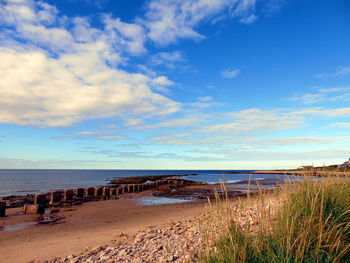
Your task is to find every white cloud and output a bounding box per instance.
[0,46,179,127]
[56,129,127,140]
[189,96,221,108]
[0,0,180,127]
[335,66,350,76]
[142,0,257,46]
[102,14,147,55]
[221,68,240,78]
[314,66,350,79]
[204,108,303,133]
[263,0,287,16]
[137,64,157,77]
[247,136,350,147]
[75,131,99,135]
[152,76,174,86]
[149,50,186,69]
[96,135,126,140]
[198,96,213,102]
[239,14,257,24]
[288,86,350,104]
[291,107,350,117]
[330,123,350,128]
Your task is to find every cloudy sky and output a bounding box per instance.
[0,0,350,169]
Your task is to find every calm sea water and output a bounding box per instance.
[0,169,286,196]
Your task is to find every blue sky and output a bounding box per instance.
[0,0,350,169]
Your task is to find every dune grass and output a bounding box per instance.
[199,176,350,263]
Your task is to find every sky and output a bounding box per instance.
[0,0,350,170]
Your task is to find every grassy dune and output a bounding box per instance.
[200,176,350,262]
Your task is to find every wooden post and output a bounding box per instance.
[103,187,110,198]
[49,191,62,205]
[75,188,84,198]
[94,186,103,197]
[0,201,6,217]
[85,187,95,197]
[23,204,45,214]
[110,188,116,196]
[63,189,74,201]
[34,194,47,205]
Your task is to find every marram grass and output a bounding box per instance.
[199,176,350,263]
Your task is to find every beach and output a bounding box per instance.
[0,194,205,263]
[0,178,277,263]
[0,172,288,263]
[0,189,281,263]
[1,172,346,262]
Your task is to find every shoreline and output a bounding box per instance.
[0,187,279,263]
[0,193,205,263]
[0,177,279,263]
[0,174,284,262]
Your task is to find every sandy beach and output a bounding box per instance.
[0,176,282,263]
[0,192,207,263]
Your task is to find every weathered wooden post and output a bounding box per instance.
[49,191,62,205]
[75,188,84,198]
[63,189,74,201]
[110,188,116,196]
[103,187,110,198]
[24,193,46,214]
[95,186,103,197]
[0,201,6,217]
[85,187,95,197]
[137,184,141,192]
[132,184,136,192]
[34,193,46,205]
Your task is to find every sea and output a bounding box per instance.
[0,169,290,197]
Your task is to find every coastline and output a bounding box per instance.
[0,174,283,262]
[0,194,205,263]
[252,170,350,176]
[0,188,281,263]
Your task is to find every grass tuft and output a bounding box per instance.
[200,176,350,262]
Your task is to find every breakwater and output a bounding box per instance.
[0,175,202,217]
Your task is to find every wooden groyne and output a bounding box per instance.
[0,176,202,216]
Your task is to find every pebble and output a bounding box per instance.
[47,196,284,263]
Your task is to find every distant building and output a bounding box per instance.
[338,158,350,168]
